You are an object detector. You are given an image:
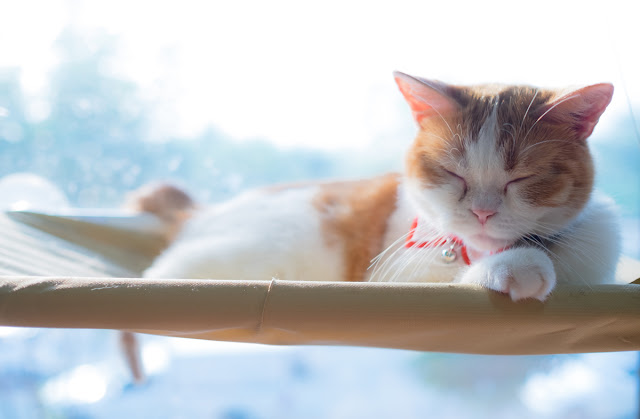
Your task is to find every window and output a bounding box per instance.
[1,1,638,418]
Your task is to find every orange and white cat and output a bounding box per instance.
[138,72,619,300]
[123,72,620,382]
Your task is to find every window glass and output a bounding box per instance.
[1,1,638,418]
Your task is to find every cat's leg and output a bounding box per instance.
[456,247,556,301]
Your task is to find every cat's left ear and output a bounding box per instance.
[541,83,614,140]
[394,71,460,125]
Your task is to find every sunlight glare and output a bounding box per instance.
[1,0,636,149]
[142,341,171,375]
[42,364,108,404]
[520,359,597,415]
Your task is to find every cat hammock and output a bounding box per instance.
[1,209,639,355]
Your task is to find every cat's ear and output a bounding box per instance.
[540,83,614,140]
[394,71,460,124]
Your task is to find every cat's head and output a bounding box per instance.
[395,72,613,252]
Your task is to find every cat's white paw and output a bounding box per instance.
[458,247,556,301]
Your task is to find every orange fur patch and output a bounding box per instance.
[312,173,400,282]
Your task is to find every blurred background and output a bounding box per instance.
[0,0,638,418]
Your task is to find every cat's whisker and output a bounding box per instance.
[426,133,449,143]
[389,244,430,282]
[388,243,441,283]
[426,135,463,165]
[369,232,414,282]
[522,94,580,143]
[500,125,516,145]
[377,245,418,282]
[370,226,446,282]
[524,232,603,262]
[543,234,609,270]
[519,139,570,156]
[404,245,443,282]
[523,225,612,285]
[369,232,409,267]
[527,220,603,243]
[519,89,539,132]
[370,245,403,279]
[522,234,595,289]
[522,235,579,275]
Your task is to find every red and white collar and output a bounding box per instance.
[405,217,508,265]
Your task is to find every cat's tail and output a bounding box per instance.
[127,183,196,241]
[120,331,144,384]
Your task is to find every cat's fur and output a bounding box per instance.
[123,72,620,381]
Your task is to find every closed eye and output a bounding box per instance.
[443,169,465,182]
[504,175,533,193]
[444,169,468,196]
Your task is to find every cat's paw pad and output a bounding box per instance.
[459,248,556,301]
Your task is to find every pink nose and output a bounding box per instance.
[472,209,497,224]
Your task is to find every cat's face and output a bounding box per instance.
[395,72,613,252]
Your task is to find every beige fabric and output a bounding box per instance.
[0,210,639,355]
[3,210,166,276]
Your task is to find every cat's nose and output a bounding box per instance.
[471,209,497,225]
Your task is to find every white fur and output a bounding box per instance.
[144,187,344,282]
[543,193,621,286]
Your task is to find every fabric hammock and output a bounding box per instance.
[1,209,639,355]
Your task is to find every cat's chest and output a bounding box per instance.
[366,245,464,283]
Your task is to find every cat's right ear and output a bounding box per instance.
[393,71,459,124]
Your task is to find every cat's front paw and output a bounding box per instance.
[458,248,556,301]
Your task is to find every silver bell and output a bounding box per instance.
[441,246,457,263]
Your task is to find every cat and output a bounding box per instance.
[122,72,620,382]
